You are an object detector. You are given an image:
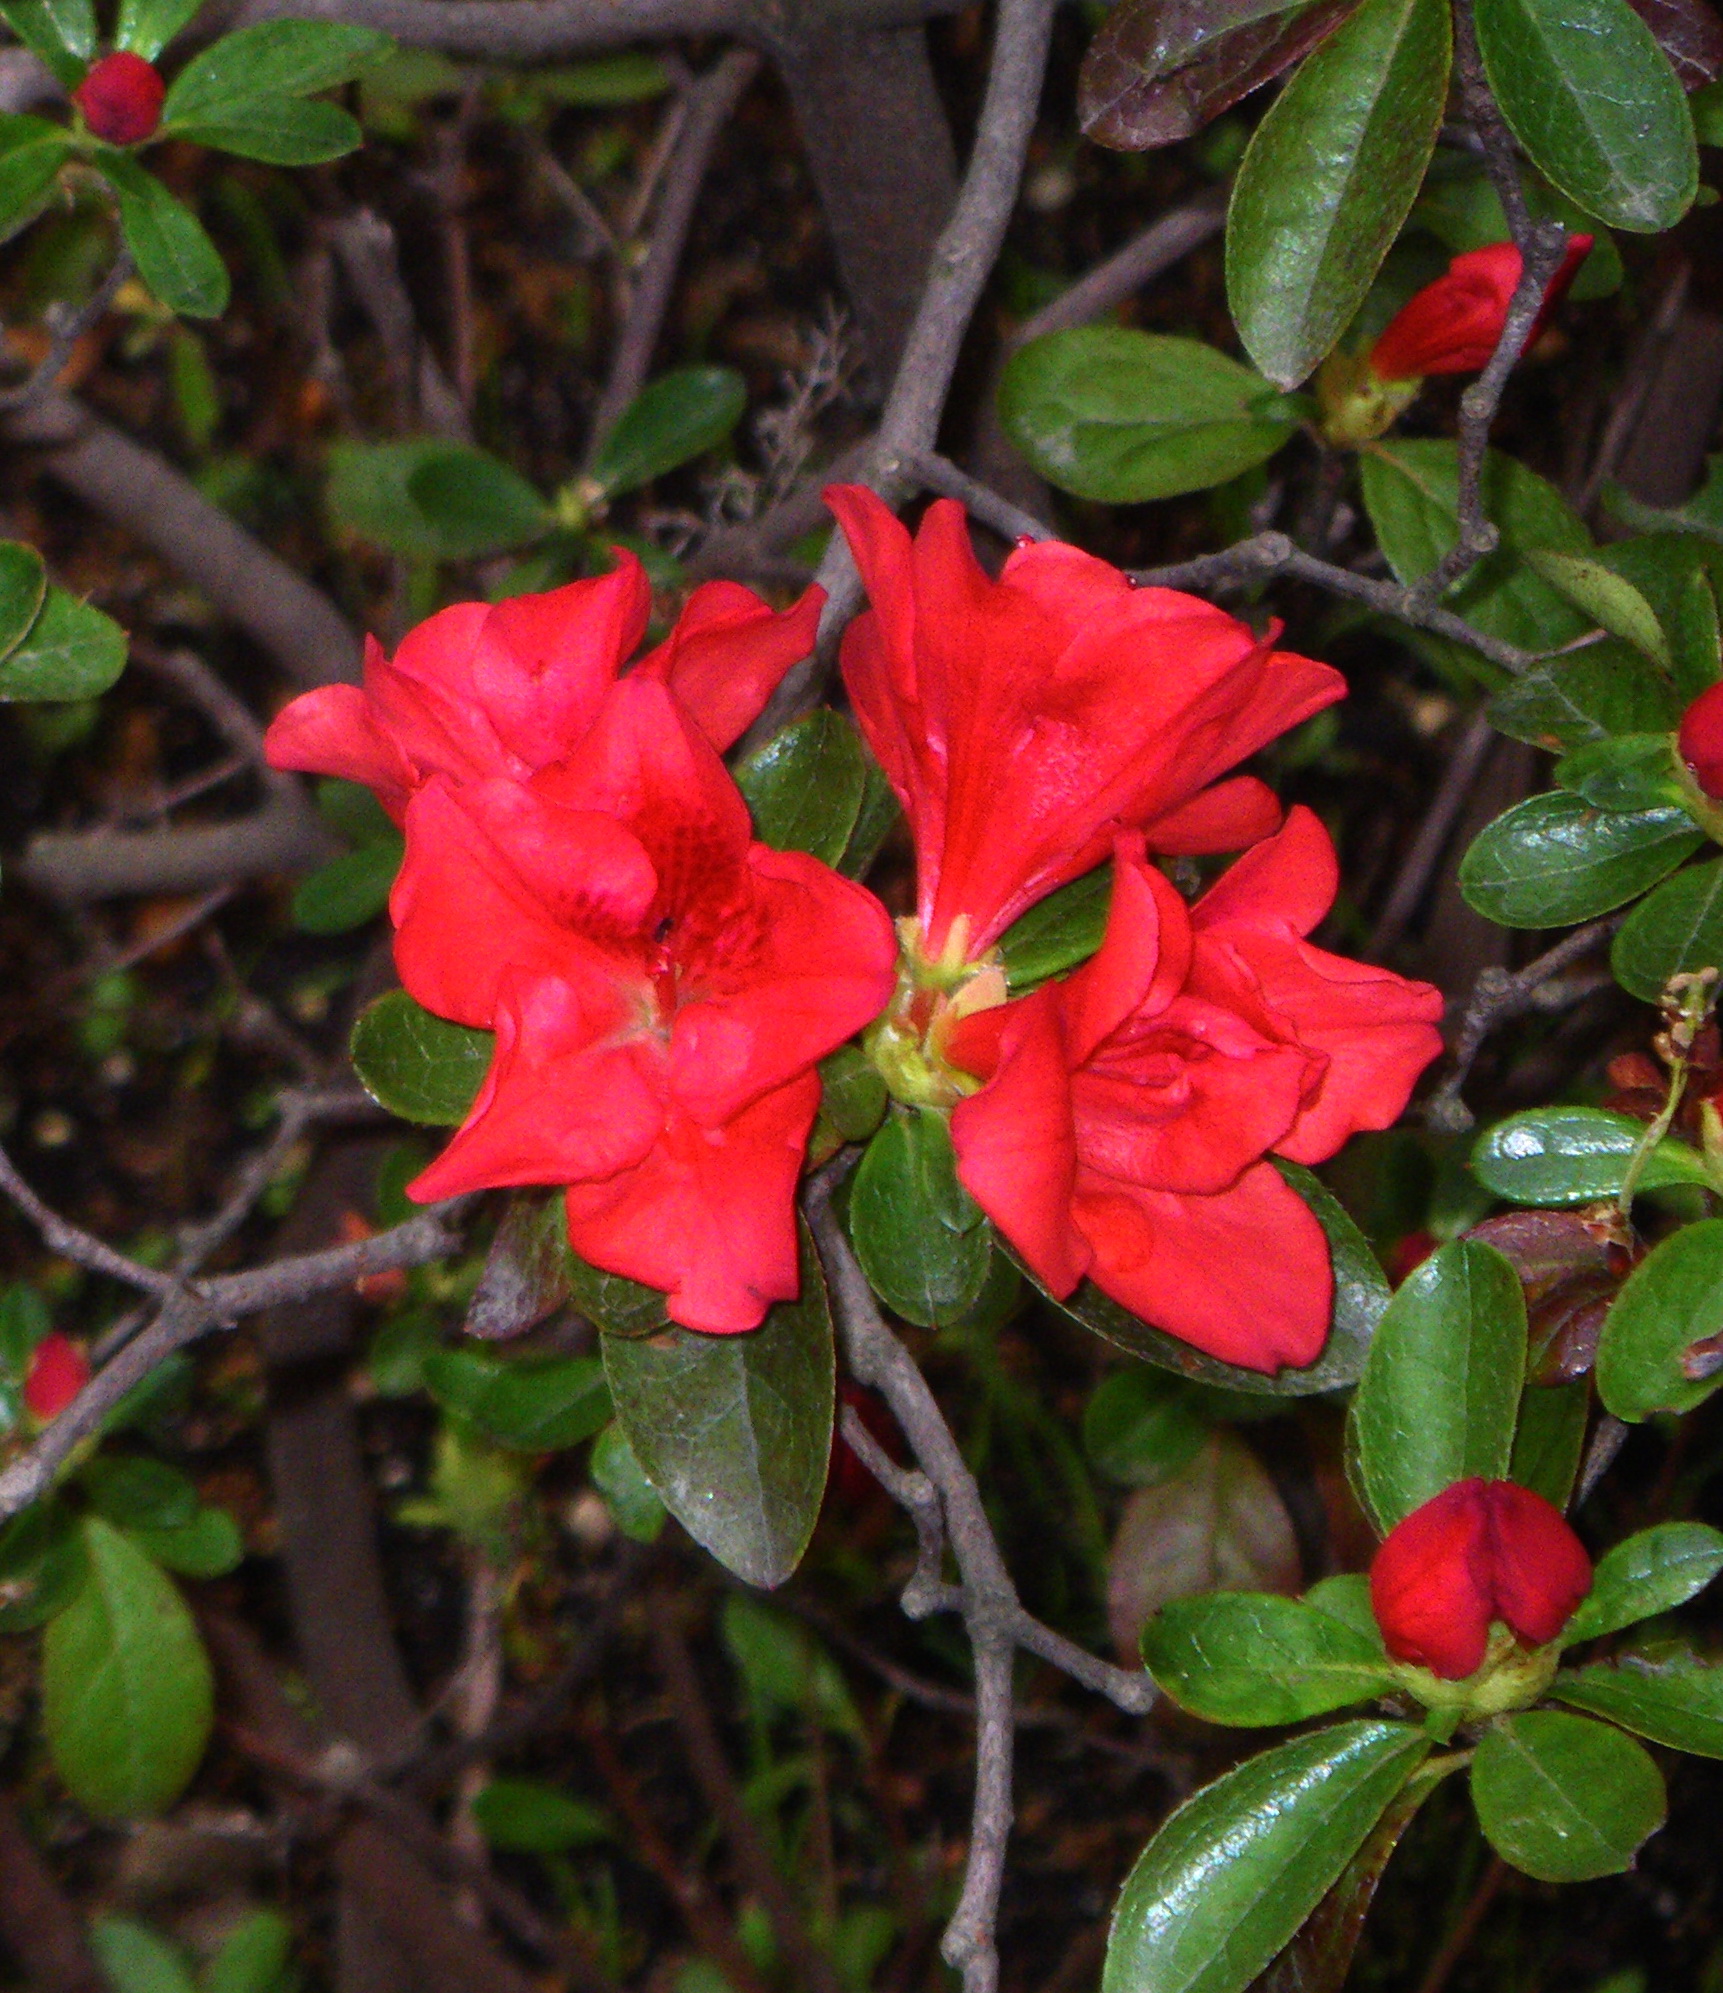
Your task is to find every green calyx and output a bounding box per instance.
[864,918,1006,1111]
[1314,347,1422,449]
[1392,1622,1563,1720]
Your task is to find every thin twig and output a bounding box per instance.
[1369,709,1497,960]
[0,1141,179,1299]
[906,447,1054,543]
[1007,186,1228,350]
[0,250,133,416]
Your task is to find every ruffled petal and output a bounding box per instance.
[637,579,823,750]
[263,679,417,820]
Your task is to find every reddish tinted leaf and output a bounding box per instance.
[1627,0,1723,86]
[1080,0,1358,150]
[1467,1211,1633,1384]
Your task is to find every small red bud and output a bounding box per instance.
[73,51,166,147]
[24,1332,90,1423]
[1369,1477,1592,1680]
[1680,683,1723,802]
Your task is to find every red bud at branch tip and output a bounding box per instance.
[24,1332,90,1423]
[1679,682,1723,802]
[1369,1477,1592,1681]
[72,51,166,147]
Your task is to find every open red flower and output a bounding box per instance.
[397,679,896,1332]
[1370,1478,1592,1679]
[264,558,821,821]
[1369,237,1594,383]
[24,1332,89,1422]
[1679,681,1723,801]
[945,808,1443,1370]
[827,486,1344,964]
[73,51,165,145]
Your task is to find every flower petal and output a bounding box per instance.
[636,579,823,750]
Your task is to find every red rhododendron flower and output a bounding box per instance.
[1370,1477,1592,1679]
[264,557,821,821]
[1679,681,1723,800]
[24,1332,89,1422]
[945,807,1443,1370]
[827,485,1345,963]
[1369,237,1594,383]
[398,679,896,1332]
[73,51,165,145]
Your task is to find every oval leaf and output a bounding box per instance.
[1141,1592,1394,1726]
[1459,792,1702,928]
[465,1192,574,1342]
[1001,863,1113,991]
[1471,1106,1711,1206]
[588,366,746,498]
[0,539,46,660]
[422,1348,612,1452]
[350,989,493,1126]
[174,97,364,167]
[1471,1709,1665,1881]
[0,586,127,702]
[1490,642,1680,753]
[291,835,402,936]
[1553,733,1685,814]
[735,709,870,867]
[1612,858,1723,1000]
[1597,1218,1723,1421]
[161,20,390,125]
[1555,1651,1723,1756]
[1563,1522,1723,1643]
[405,447,554,558]
[102,157,229,320]
[848,1109,992,1328]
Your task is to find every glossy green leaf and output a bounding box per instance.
[1459,792,1701,927]
[0,586,127,702]
[403,447,554,557]
[736,709,870,867]
[1612,859,1723,1001]
[1471,1710,1665,1881]
[564,1252,669,1338]
[1489,641,1679,753]
[1564,1522,1723,1643]
[1102,1721,1429,1993]
[465,1192,573,1342]
[1225,0,1450,387]
[1509,1379,1588,1509]
[588,366,746,497]
[82,1456,197,1531]
[102,156,229,319]
[817,1044,888,1145]
[1588,535,1722,695]
[0,0,92,83]
[999,328,1299,501]
[329,439,485,557]
[1001,863,1111,990]
[290,833,402,935]
[601,1224,832,1588]
[1597,1219,1723,1421]
[162,20,390,124]
[1553,733,1685,814]
[0,115,73,236]
[174,97,363,165]
[1038,1160,1388,1394]
[1305,1571,1383,1643]
[1361,441,1593,651]
[848,1109,992,1328]
[88,1918,196,1993]
[1142,1592,1395,1725]
[42,1518,212,1818]
[203,1910,294,1993]
[472,1777,610,1853]
[423,1349,611,1452]
[1351,1240,1525,1530]
[1474,0,1697,232]
[1471,1105,1710,1205]
[0,1501,88,1632]
[1555,1651,1723,1757]
[1084,1369,1211,1487]
[840,748,900,880]
[589,1420,666,1541]
[349,990,493,1126]
[0,540,45,660]
[126,1505,244,1579]
[1524,550,1672,666]
[115,0,204,60]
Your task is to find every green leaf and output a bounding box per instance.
[1555,1651,1723,1757]
[1361,440,1593,651]
[564,1252,669,1339]
[1489,642,1679,753]
[101,156,229,319]
[1225,0,1450,387]
[848,1109,992,1328]
[1471,1710,1665,1881]
[203,1910,294,1993]
[840,749,900,881]
[0,539,46,660]
[421,1348,612,1452]
[601,1223,832,1588]
[0,0,93,84]
[1563,1522,1723,1644]
[1524,550,1673,666]
[722,1591,864,1738]
[1589,537,1723,699]
[115,0,205,60]
[0,1282,47,1383]
[1141,1592,1395,1726]
[126,1505,244,1579]
[1553,733,1685,814]
[42,1518,213,1818]
[349,989,493,1126]
[1036,1160,1388,1395]
[1084,1369,1211,1487]
[174,97,363,165]
[1102,1721,1429,1993]
[1459,792,1702,927]
[1001,863,1112,992]
[1603,454,1723,548]
[589,1420,666,1542]
[588,366,747,498]
[1474,0,1697,232]
[402,447,554,558]
[465,1191,573,1342]
[82,1456,197,1531]
[1471,1105,1711,1206]
[817,1044,888,1145]
[0,586,127,702]
[998,328,1300,501]
[1509,1379,1589,1509]
[1350,1239,1526,1531]
[328,439,486,558]
[1305,1571,1383,1643]
[89,1917,197,1993]
[1612,859,1723,1001]
[536,51,673,104]
[291,833,402,935]
[471,1778,610,1853]
[0,1501,88,1631]
[735,709,871,867]
[0,115,72,236]
[162,20,390,125]
[1597,1219,1723,1421]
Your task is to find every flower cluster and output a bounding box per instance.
[269,490,1443,1368]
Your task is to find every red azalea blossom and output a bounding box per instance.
[1369,237,1594,383]
[397,679,896,1332]
[1370,1477,1593,1679]
[945,808,1443,1371]
[264,557,821,821]
[826,485,1345,963]
[1679,681,1723,800]
[24,1332,89,1422]
[73,50,165,146]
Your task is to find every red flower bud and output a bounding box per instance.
[72,51,166,146]
[1369,1478,1592,1680]
[23,1332,90,1423]
[1679,682,1723,801]
[1368,237,1594,384]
